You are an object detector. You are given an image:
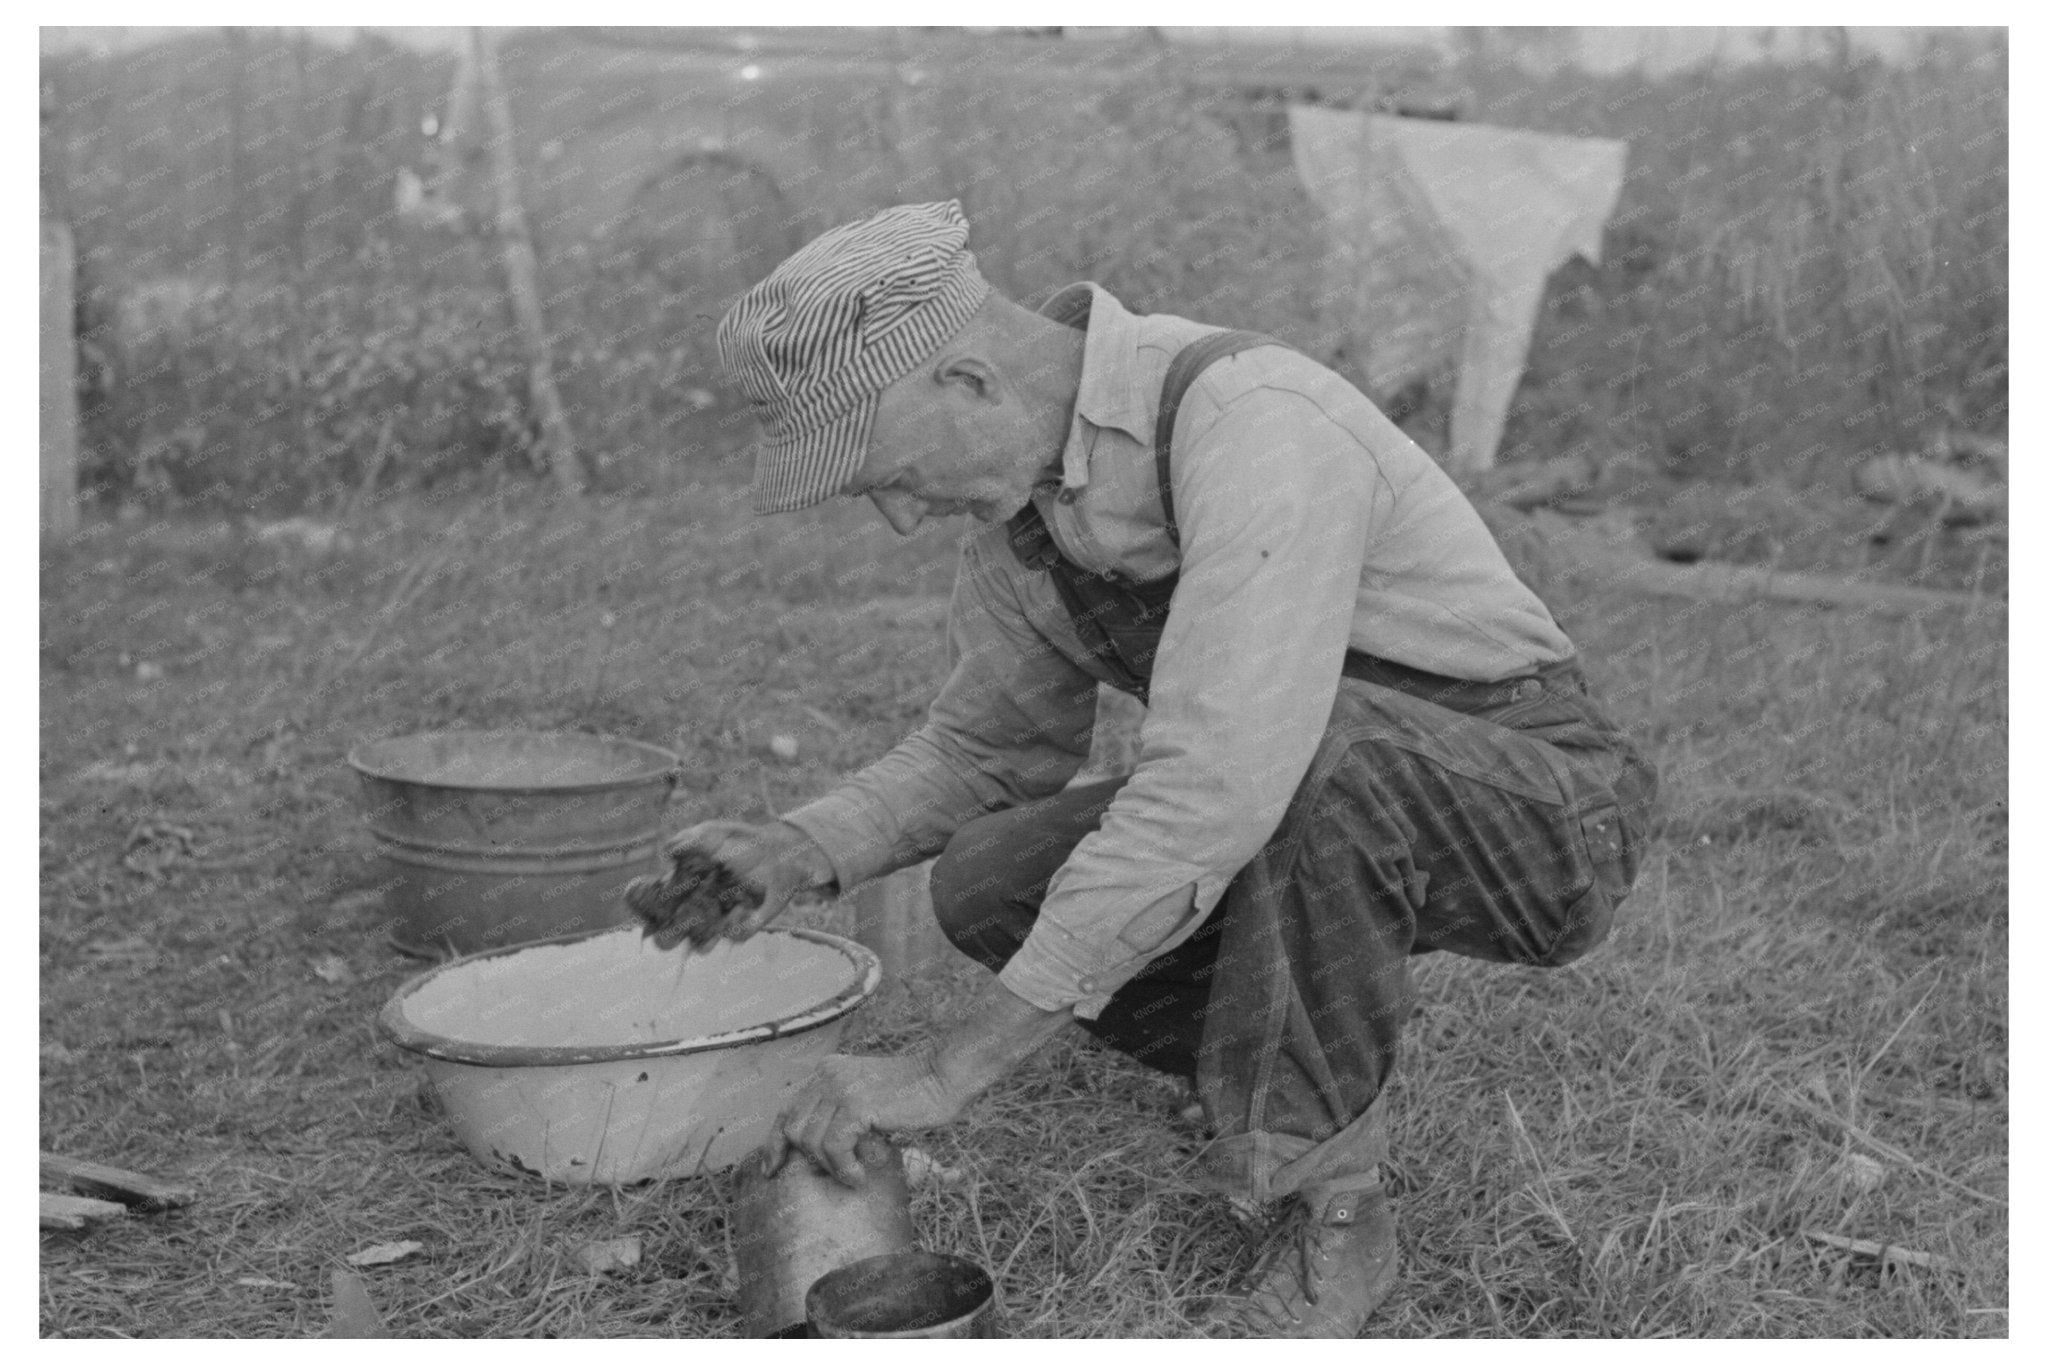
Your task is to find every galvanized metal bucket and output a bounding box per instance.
[347,729,680,958]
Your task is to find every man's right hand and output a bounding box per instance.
[659,820,838,942]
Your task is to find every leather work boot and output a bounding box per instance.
[1215,1183,1398,1337]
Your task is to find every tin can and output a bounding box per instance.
[731,1134,915,1337]
[806,1249,997,1338]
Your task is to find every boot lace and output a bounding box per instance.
[1244,1196,1322,1308]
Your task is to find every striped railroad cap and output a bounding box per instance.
[716,200,991,514]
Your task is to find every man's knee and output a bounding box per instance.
[929,781,1127,965]
[928,826,1007,949]
[929,818,1052,967]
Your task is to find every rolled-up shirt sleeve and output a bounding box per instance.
[781,529,1099,891]
[998,382,1385,1017]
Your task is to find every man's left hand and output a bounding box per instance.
[763,976,1076,1187]
[764,1053,967,1187]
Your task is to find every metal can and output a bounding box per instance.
[806,1249,997,1338]
[731,1134,915,1337]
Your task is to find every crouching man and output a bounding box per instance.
[671,201,1657,1336]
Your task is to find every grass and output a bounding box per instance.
[38,433,2006,1336]
[1465,35,2007,483]
[41,24,2008,1339]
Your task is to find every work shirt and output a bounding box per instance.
[782,282,1576,1018]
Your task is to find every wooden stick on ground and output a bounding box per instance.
[1519,508,1994,618]
[1805,1230,1957,1273]
[41,1193,128,1232]
[42,1152,195,1213]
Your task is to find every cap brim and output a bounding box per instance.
[748,396,878,515]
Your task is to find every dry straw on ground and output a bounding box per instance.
[40,475,2005,1336]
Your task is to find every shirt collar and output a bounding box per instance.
[1038,282,1153,495]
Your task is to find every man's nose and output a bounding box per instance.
[868,488,925,536]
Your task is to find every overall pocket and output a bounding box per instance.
[1533,796,1628,967]
[1504,682,1656,968]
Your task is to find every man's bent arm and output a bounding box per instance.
[999,382,1386,1017]
[782,529,1098,891]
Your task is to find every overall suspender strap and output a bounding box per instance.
[1002,327,1292,701]
[1154,330,1288,548]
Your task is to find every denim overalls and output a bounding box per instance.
[928,333,1659,1205]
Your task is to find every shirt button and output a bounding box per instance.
[1056,488,1079,505]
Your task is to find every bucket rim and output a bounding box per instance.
[375,925,881,1068]
[346,728,681,793]
[805,1249,997,1338]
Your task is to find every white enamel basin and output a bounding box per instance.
[379,925,880,1184]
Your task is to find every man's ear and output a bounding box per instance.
[934,354,1001,404]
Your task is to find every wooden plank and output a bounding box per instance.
[40,1193,127,1232]
[1522,508,1994,618]
[41,1152,196,1212]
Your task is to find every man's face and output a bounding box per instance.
[846,359,1044,535]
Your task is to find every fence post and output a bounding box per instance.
[41,193,78,540]
[473,26,583,495]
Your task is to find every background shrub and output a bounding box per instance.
[47,29,2007,511]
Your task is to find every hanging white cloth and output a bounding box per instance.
[1289,107,1627,475]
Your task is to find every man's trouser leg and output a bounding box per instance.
[926,658,1657,1207]
[929,775,1219,1079]
[1194,660,1655,1204]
